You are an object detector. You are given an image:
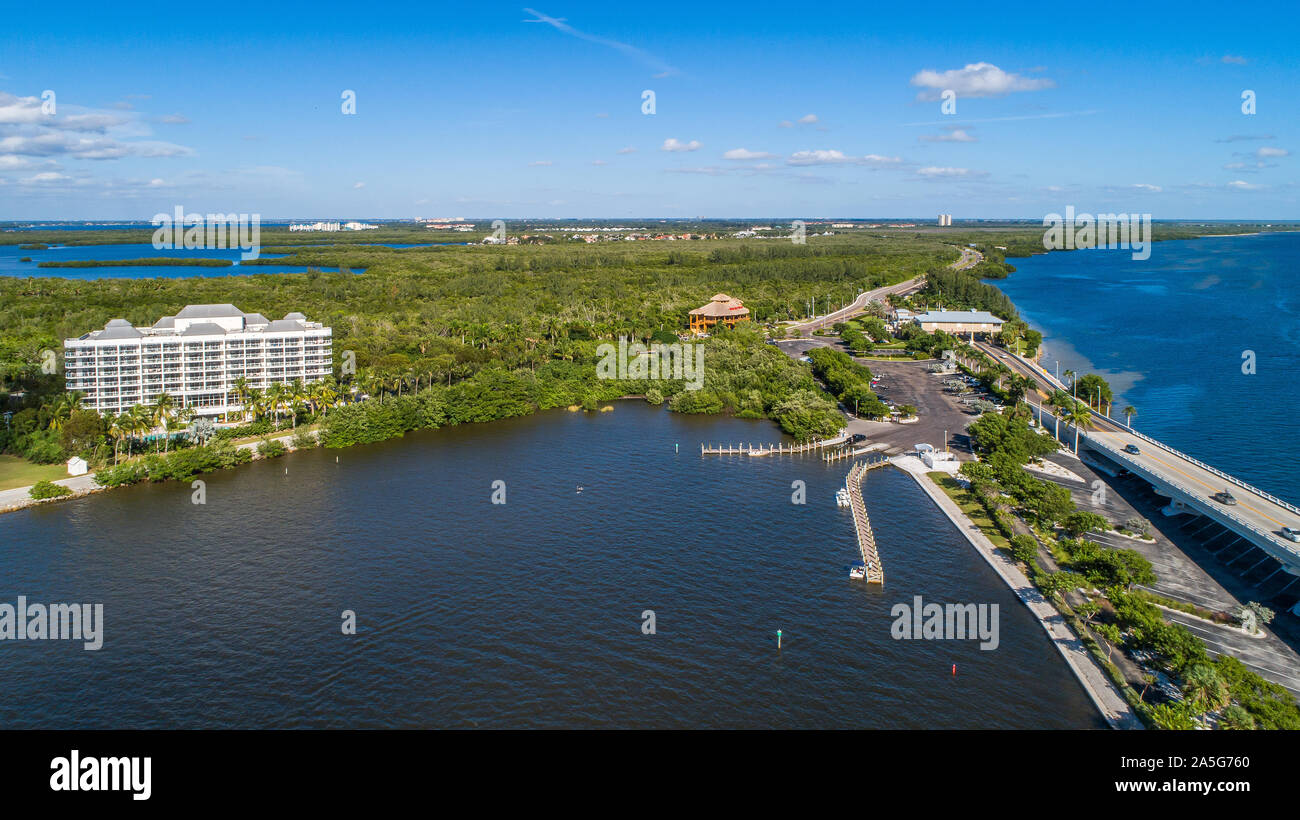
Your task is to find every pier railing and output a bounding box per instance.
[700,434,848,456]
[846,459,889,584]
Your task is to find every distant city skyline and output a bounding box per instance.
[1,0,1295,219]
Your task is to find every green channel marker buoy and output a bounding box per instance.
[776,629,783,650]
[675,443,679,453]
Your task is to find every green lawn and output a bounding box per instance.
[928,471,1012,550]
[0,455,67,491]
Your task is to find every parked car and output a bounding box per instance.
[849,433,867,444]
[1282,527,1300,543]
[1123,444,1140,454]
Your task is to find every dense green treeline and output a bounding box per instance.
[38,258,234,268]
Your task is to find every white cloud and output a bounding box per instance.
[1221,55,1248,65]
[909,62,1055,100]
[528,160,553,166]
[777,120,793,128]
[1227,179,1262,190]
[664,166,727,175]
[353,181,365,189]
[916,166,986,178]
[1256,146,1289,158]
[522,8,679,78]
[1131,183,1162,192]
[21,171,70,184]
[661,138,702,152]
[0,91,193,168]
[919,128,977,143]
[591,159,608,166]
[616,146,637,154]
[723,148,777,160]
[786,150,902,167]
[797,114,818,124]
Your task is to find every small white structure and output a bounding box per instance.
[916,443,956,470]
[66,456,88,476]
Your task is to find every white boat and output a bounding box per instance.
[849,564,866,580]
[835,488,851,507]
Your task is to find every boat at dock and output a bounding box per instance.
[849,563,866,580]
[836,488,851,507]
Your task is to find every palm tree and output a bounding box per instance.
[123,404,151,458]
[1123,405,1137,428]
[1182,664,1229,714]
[1060,399,1093,454]
[109,413,127,465]
[171,406,194,449]
[47,392,82,431]
[150,393,175,452]
[265,383,287,428]
[232,376,252,422]
[246,387,265,421]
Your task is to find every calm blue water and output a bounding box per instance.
[0,404,1102,729]
[0,243,362,278]
[996,231,1300,505]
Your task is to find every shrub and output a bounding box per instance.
[257,439,287,458]
[29,479,72,500]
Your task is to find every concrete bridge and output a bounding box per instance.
[984,343,1300,584]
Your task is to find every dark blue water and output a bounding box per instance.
[0,243,362,278]
[0,403,1102,729]
[996,232,1300,505]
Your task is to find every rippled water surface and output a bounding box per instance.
[996,232,1300,505]
[1,404,1104,728]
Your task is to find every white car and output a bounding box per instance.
[1283,527,1300,543]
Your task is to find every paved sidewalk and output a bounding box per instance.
[0,432,300,516]
[0,473,102,514]
[892,454,1143,730]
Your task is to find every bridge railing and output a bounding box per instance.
[1009,346,1300,518]
[1033,404,1300,565]
[1111,423,1300,517]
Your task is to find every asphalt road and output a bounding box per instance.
[974,340,1300,564]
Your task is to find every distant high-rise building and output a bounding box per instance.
[938,214,953,227]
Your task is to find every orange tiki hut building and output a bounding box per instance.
[688,293,751,335]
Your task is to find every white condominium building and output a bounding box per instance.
[64,304,332,417]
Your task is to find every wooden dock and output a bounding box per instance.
[846,458,891,584]
[700,435,846,457]
[823,445,886,463]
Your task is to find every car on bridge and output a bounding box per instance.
[1123,444,1141,454]
[1282,526,1300,543]
[1211,490,1238,506]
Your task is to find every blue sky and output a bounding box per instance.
[1,1,1295,219]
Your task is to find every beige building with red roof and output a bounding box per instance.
[688,293,751,335]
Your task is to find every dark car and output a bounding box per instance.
[849,433,867,444]
[1123,444,1140,455]
[1211,490,1238,506]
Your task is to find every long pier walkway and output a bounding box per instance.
[846,457,891,584]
